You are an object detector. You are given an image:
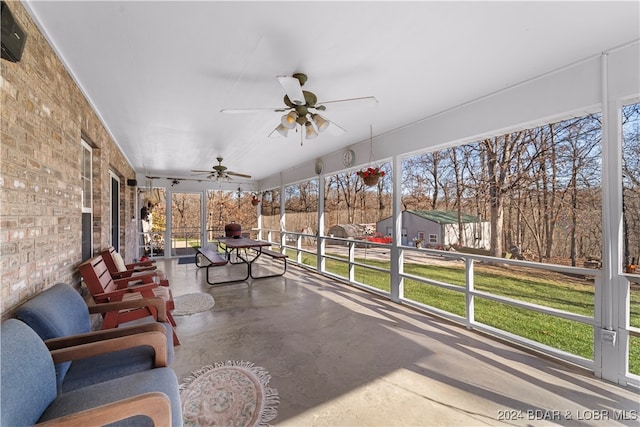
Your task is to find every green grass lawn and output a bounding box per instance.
[288,248,640,375]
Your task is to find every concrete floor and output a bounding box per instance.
[160,257,639,426]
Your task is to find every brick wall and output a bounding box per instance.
[1,0,137,319]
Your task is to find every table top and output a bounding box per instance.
[216,237,271,249]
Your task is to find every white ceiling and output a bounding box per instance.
[24,1,640,184]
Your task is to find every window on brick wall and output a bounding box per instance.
[81,139,93,260]
[81,140,92,210]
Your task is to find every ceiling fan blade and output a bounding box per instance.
[327,120,347,136]
[227,171,252,178]
[317,96,378,108]
[191,170,215,173]
[277,75,305,105]
[220,107,288,114]
[268,127,281,138]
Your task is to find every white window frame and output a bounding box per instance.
[81,139,92,214]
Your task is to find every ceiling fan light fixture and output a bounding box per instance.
[226,74,373,143]
[311,113,330,132]
[305,122,318,140]
[281,111,297,129]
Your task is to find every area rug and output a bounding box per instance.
[180,361,279,427]
[172,293,215,315]
[177,256,196,265]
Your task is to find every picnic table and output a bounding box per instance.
[196,238,286,285]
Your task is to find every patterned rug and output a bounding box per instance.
[180,361,279,427]
[172,293,215,315]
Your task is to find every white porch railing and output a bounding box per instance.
[258,228,639,388]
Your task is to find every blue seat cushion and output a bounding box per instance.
[15,283,91,390]
[119,317,175,365]
[1,319,57,427]
[14,283,91,337]
[39,368,183,427]
[61,321,175,393]
[60,345,162,393]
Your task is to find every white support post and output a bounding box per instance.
[348,240,355,282]
[165,189,173,258]
[599,53,626,384]
[390,154,403,302]
[200,190,206,246]
[465,258,475,329]
[280,185,286,250]
[317,174,326,274]
[257,199,263,241]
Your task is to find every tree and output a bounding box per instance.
[622,103,640,266]
[374,163,392,222]
[333,172,362,224]
[449,146,466,246]
[483,133,520,258]
[482,130,545,258]
[402,153,443,210]
[554,115,602,265]
[518,124,565,262]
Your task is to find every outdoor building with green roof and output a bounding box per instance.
[376,210,490,249]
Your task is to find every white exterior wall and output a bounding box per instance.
[442,222,490,249]
[377,212,490,249]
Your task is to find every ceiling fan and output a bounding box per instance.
[191,156,252,180]
[221,73,377,142]
[145,176,210,187]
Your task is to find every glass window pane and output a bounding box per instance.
[83,178,91,209]
[622,102,640,272]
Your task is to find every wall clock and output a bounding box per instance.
[342,149,355,167]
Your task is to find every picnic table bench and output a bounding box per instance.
[195,246,228,268]
[195,241,288,284]
[250,247,288,279]
[195,246,238,285]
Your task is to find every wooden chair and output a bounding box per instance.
[100,246,168,284]
[78,255,180,345]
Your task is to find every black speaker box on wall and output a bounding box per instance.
[127,179,138,187]
[1,1,27,62]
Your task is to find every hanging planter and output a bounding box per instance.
[357,124,385,187]
[357,167,385,187]
[251,195,260,206]
[363,175,379,186]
